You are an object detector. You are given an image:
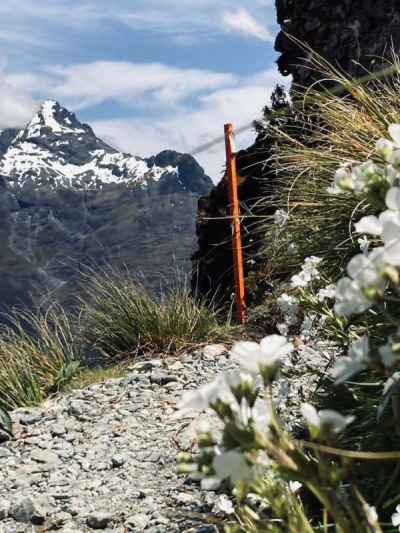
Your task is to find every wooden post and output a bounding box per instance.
[225,123,246,324]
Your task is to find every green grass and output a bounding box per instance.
[0,305,81,410]
[80,267,232,358]
[257,50,400,281]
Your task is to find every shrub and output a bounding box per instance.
[0,305,81,410]
[80,267,230,358]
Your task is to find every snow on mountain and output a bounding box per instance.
[0,100,178,190]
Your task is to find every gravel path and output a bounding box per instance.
[0,345,234,533]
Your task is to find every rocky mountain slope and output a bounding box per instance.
[0,101,212,312]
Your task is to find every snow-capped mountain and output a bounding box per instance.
[0,100,210,193]
[0,101,213,313]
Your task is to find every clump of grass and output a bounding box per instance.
[0,305,81,410]
[80,267,231,358]
[259,48,400,279]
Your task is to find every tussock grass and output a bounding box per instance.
[0,306,81,410]
[259,49,400,278]
[81,267,231,358]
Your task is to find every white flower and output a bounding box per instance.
[301,403,354,436]
[300,314,316,340]
[230,336,293,375]
[334,248,386,317]
[365,505,379,526]
[213,495,235,515]
[392,503,400,529]
[274,209,289,227]
[277,293,299,315]
[346,249,385,289]
[177,375,233,414]
[289,481,302,493]
[213,449,254,484]
[376,138,395,161]
[389,124,400,147]
[330,165,355,193]
[382,213,400,266]
[317,284,336,301]
[332,336,369,383]
[291,256,322,288]
[251,398,272,432]
[277,322,289,336]
[355,215,383,236]
[334,277,371,316]
[357,236,369,255]
[386,186,400,211]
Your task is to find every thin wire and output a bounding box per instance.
[188,62,399,157]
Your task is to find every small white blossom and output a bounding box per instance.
[392,504,400,530]
[332,336,369,383]
[389,124,400,147]
[213,449,254,484]
[277,322,289,336]
[274,209,289,227]
[334,277,371,316]
[357,236,369,255]
[291,256,322,288]
[301,403,354,436]
[317,284,336,302]
[376,138,395,161]
[213,494,235,515]
[289,481,302,493]
[230,336,293,376]
[177,375,234,414]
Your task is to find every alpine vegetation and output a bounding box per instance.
[177,122,400,530]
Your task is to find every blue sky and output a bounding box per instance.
[0,0,288,180]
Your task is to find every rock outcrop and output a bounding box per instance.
[0,101,213,312]
[192,0,400,301]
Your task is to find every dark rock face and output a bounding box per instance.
[276,0,400,85]
[0,101,212,312]
[192,0,400,300]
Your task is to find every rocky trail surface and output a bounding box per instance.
[0,345,234,533]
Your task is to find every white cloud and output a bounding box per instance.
[0,64,39,128]
[0,0,277,47]
[91,67,289,181]
[0,56,288,179]
[41,62,237,109]
[221,8,273,41]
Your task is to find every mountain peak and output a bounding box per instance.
[20,100,89,140]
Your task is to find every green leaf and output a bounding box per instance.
[0,406,12,436]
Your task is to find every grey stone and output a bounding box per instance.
[87,512,113,529]
[150,371,177,386]
[31,449,59,464]
[10,497,46,524]
[0,499,10,520]
[51,423,67,436]
[0,448,12,459]
[111,454,126,468]
[20,412,42,426]
[0,430,10,443]
[126,513,150,531]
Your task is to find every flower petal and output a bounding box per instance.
[354,215,382,236]
[389,124,400,146]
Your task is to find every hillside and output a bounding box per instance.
[0,101,212,311]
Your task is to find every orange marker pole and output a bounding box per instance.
[224,123,246,324]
